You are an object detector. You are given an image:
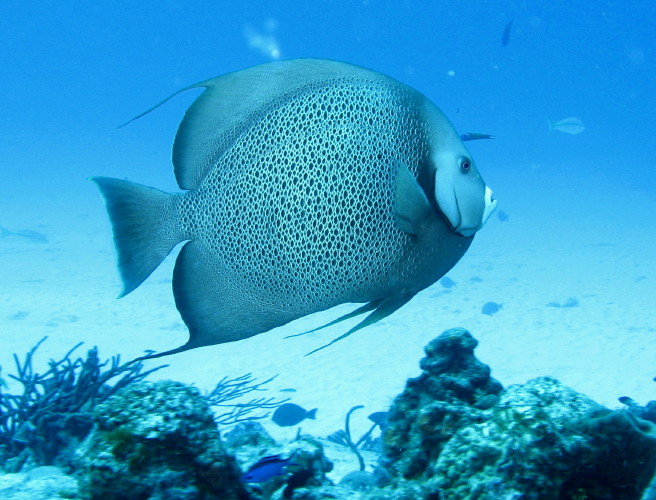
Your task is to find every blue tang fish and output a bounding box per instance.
[481,301,502,316]
[272,403,317,427]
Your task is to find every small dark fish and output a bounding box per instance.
[0,226,48,243]
[619,396,639,408]
[481,302,502,316]
[272,403,317,427]
[502,21,513,47]
[242,454,295,483]
[497,210,509,222]
[279,388,297,393]
[460,133,495,142]
[368,411,389,430]
[439,276,456,288]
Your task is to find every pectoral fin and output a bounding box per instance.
[393,160,432,234]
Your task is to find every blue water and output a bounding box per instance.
[1,0,655,449]
[4,1,654,178]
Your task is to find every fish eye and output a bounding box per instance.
[460,157,472,172]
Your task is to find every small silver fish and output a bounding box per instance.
[0,226,48,243]
[547,116,585,135]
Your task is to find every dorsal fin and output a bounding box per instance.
[120,59,413,190]
[170,59,405,190]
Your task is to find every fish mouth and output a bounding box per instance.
[456,186,497,237]
[480,185,498,226]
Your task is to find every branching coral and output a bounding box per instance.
[205,372,290,425]
[0,337,166,471]
[0,337,290,474]
[327,405,379,471]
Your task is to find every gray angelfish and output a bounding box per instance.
[93,59,498,359]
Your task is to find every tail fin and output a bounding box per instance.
[91,177,183,297]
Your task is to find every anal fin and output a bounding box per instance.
[305,293,416,355]
[285,300,383,339]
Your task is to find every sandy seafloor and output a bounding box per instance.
[1,137,655,479]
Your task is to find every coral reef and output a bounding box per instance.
[74,379,249,499]
[380,327,656,499]
[382,327,503,480]
[326,405,379,471]
[0,338,165,472]
[4,328,656,499]
[0,339,290,475]
[431,377,656,499]
[206,373,290,426]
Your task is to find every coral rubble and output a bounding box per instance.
[0,465,79,499]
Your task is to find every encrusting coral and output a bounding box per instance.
[74,380,249,500]
[381,327,503,481]
[378,327,656,499]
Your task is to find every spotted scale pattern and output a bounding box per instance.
[178,78,430,316]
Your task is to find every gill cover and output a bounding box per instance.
[433,154,497,237]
